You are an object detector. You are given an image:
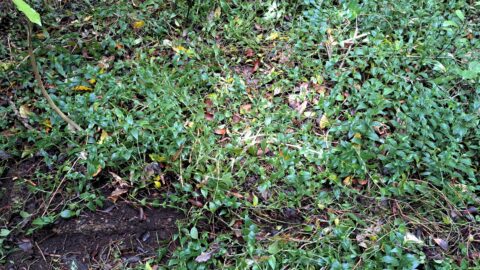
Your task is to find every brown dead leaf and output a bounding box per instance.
[188,199,204,208]
[19,105,32,119]
[434,238,449,251]
[92,166,102,177]
[108,188,128,203]
[232,114,242,123]
[205,112,214,121]
[214,128,227,135]
[245,48,254,58]
[240,104,252,114]
[252,59,261,73]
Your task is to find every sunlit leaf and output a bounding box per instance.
[13,0,42,26]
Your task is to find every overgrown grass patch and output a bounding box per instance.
[1,0,479,269]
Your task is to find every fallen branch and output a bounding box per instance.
[26,22,83,132]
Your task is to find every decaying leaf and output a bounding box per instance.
[19,105,32,119]
[132,20,145,29]
[108,187,128,203]
[318,114,330,129]
[195,251,213,263]
[98,130,109,144]
[214,128,227,135]
[343,176,352,186]
[266,32,279,41]
[73,85,93,91]
[404,232,423,245]
[434,238,449,251]
[240,104,252,114]
[214,6,221,18]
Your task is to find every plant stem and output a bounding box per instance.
[26,21,83,132]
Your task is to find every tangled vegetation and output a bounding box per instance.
[1,0,479,269]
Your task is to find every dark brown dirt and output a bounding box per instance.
[5,202,182,270]
[1,159,183,270]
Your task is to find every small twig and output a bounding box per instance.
[339,19,359,69]
[25,21,83,132]
[34,241,48,265]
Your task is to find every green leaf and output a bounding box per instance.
[12,0,42,26]
[442,20,458,28]
[0,229,11,237]
[190,226,198,239]
[59,209,74,219]
[455,10,465,21]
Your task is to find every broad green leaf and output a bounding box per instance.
[190,226,198,239]
[59,209,74,219]
[455,10,465,21]
[12,0,42,26]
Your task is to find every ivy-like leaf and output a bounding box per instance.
[12,0,42,26]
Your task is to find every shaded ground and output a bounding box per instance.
[1,162,182,270]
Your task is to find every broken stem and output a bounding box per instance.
[26,22,83,132]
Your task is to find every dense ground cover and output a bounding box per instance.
[1,0,479,269]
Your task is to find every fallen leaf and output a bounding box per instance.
[108,187,128,203]
[214,128,227,135]
[73,85,92,91]
[434,238,448,251]
[195,251,213,263]
[88,78,96,85]
[132,20,145,29]
[232,114,241,123]
[214,6,221,18]
[92,166,102,177]
[296,101,307,114]
[358,179,368,185]
[98,130,109,144]
[189,199,203,208]
[19,105,32,118]
[252,59,261,73]
[245,48,254,58]
[109,172,130,188]
[266,32,279,41]
[172,45,187,54]
[404,232,423,245]
[343,176,352,186]
[318,114,330,129]
[240,104,252,114]
[205,112,214,121]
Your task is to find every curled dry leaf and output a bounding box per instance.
[19,105,32,119]
[205,112,214,121]
[108,187,128,203]
[434,238,449,251]
[189,199,204,208]
[132,20,145,29]
[245,48,254,58]
[195,251,213,263]
[240,104,252,114]
[318,114,330,129]
[214,128,227,135]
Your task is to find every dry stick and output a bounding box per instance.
[26,22,83,132]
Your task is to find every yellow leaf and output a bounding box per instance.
[92,165,102,177]
[172,45,187,53]
[98,130,109,144]
[154,180,162,189]
[132,20,145,29]
[319,114,329,129]
[73,85,92,91]
[343,176,352,186]
[88,78,96,85]
[214,6,221,18]
[334,218,340,226]
[266,32,279,41]
[252,194,259,206]
[42,118,52,129]
[354,133,362,139]
[149,154,167,162]
[225,77,234,83]
[19,105,32,118]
